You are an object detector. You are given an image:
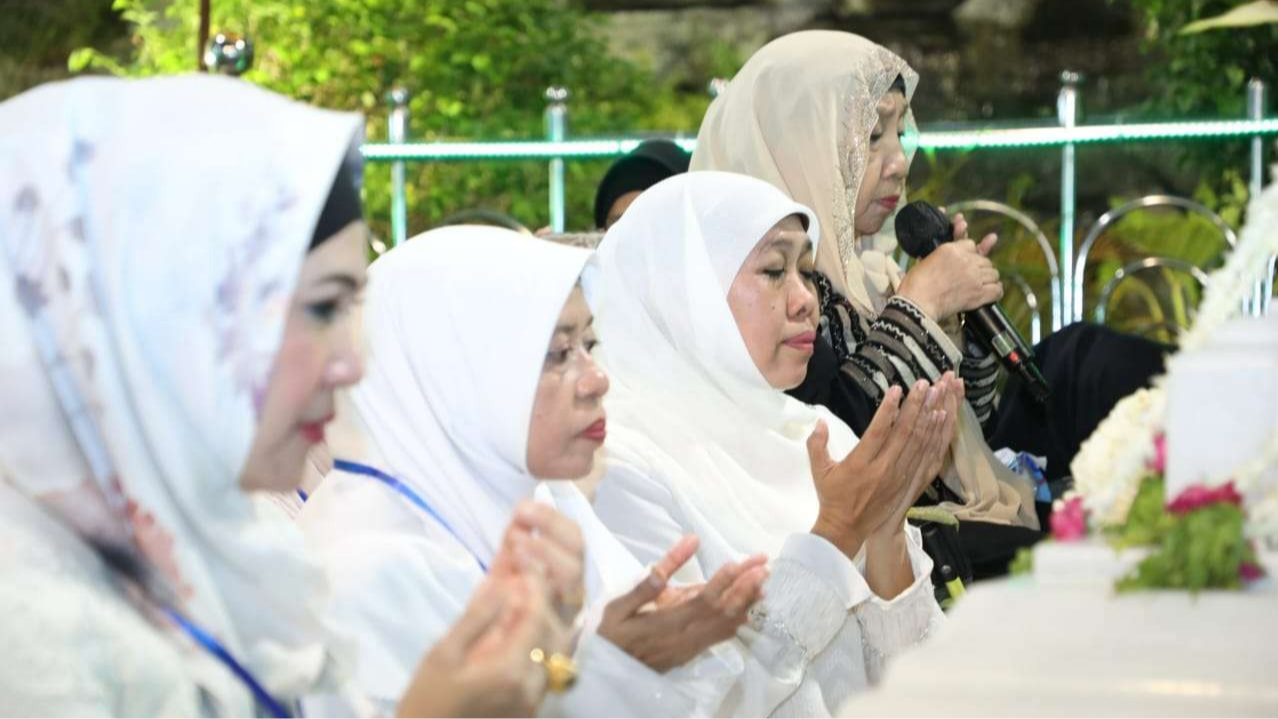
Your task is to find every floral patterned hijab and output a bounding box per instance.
[691,30,918,316]
[0,75,362,711]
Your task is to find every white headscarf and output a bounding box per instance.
[322,226,643,592]
[693,31,1040,530]
[586,171,860,568]
[0,75,361,712]
[691,30,918,316]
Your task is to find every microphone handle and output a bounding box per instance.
[963,306,1052,404]
[987,303,1036,360]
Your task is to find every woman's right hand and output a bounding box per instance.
[805,377,954,559]
[398,571,569,718]
[597,535,768,673]
[896,237,1002,323]
[489,500,586,626]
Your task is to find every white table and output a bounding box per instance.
[842,577,1278,717]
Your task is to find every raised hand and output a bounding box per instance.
[489,500,586,625]
[597,535,768,673]
[398,571,569,718]
[896,214,1003,323]
[806,375,957,559]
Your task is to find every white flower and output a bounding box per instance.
[1070,179,1278,532]
[1070,387,1165,527]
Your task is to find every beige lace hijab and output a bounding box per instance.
[693,31,1039,529]
[692,30,915,315]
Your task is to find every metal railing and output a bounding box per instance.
[365,75,1274,325]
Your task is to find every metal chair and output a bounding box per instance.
[1094,257,1211,341]
[1073,195,1236,323]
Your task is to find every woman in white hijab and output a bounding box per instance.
[299,226,771,716]
[0,75,566,717]
[590,171,959,716]
[692,31,1046,574]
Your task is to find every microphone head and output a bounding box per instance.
[894,200,952,259]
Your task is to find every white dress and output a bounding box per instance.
[298,468,743,718]
[595,460,945,717]
[0,485,218,716]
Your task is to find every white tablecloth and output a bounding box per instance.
[841,578,1278,717]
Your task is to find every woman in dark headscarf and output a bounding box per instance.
[594,139,691,229]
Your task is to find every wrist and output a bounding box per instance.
[895,288,940,322]
[811,511,867,560]
[865,524,908,555]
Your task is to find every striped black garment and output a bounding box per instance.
[811,272,1002,433]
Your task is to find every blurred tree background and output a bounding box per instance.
[60,0,730,241]
[2,0,1274,343]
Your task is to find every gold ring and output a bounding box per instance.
[530,647,578,694]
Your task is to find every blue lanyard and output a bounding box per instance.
[162,607,293,718]
[333,459,488,573]
[295,488,309,503]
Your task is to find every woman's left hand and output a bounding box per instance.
[489,501,586,625]
[951,213,998,257]
[871,372,962,541]
[597,535,768,673]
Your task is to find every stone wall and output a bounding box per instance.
[590,0,1146,121]
[586,0,1210,230]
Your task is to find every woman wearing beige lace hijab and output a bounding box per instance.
[693,31,1048,575]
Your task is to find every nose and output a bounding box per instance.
[788,274,818,322]
[576,351,610,400]
[884,135,908,181]
[324,336,365,388]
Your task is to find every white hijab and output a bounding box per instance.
[691,30,918,316]
[321,226,644,601]
[693,31,1040,530]
[0,76,361,711]
[586,171,860,568]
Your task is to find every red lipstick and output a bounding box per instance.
[300,414,334,444]
[581,419,607,443]
[877,195,900,211]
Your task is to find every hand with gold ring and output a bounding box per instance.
[490,500,586,625]
[397,571,571,717]
[529,646,578,694]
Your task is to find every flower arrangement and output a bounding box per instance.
[1043,432,1266,592]
[1041,166,1278,591]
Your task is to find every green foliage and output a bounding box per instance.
[0,0,127,103]
[1125,0,1278,213]
[1110,477,1257,592]
[74,0,693,237]
[1106,476,1177,548]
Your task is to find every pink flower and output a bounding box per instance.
[1239,562,1265,582]
[1050,496,1088,541]
[1166,482,1244,514]
[1149,432,1167,475]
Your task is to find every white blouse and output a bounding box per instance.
[594,460,945,717]
[298,468,744,718]
[0,484,218,716]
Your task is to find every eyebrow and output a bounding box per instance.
[312,273,367,292]
[553,316,595,335]
[764,237,815,255]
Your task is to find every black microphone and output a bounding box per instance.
[895,201,1051,405]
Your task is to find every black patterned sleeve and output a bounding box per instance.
[959,341,1002,431]
[807,274,964,431]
